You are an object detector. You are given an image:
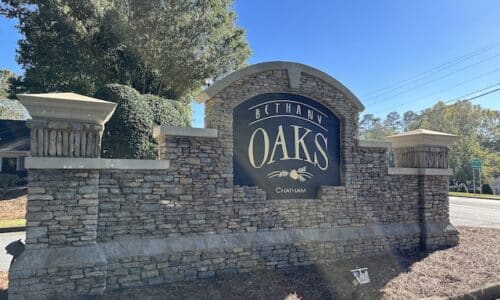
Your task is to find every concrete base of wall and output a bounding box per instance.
[8,222,458,299]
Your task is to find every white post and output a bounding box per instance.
[473,168,476,194]
[479,167,482,193]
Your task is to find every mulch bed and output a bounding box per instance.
[0,227,498,299]
[381,226,499,299]
[0,194,26,220]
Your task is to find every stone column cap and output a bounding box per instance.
[385,129,458,148]
[17,92,117,125]
[153,125,218,138]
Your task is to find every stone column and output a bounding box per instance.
[386,129,459,250]
[9,93,116,299]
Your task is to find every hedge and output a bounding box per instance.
[96,84,190,159]
[481,183,494,195]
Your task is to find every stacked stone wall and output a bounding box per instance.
[25,170,99,248]
[97,141,424,242]
[104,235,421,289]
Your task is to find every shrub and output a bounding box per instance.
[481,183,494,195]
[458,183,468,193]
[144,94,190,127]
[96,84,190,159]
[0,174,20,191]
[449,186,459,192]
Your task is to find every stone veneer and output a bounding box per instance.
[9,62,458,299]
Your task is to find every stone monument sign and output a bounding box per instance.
[8,62,458,299]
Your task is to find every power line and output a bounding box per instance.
[368,67,500,114]
[366,84,500,121]
[361,40,500,98]
[447,86,500,104]
[364,52,500,104]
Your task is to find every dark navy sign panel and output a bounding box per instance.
[233,93,341,199]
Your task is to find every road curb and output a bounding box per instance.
[0,227,25,234]
[449,194,500,201]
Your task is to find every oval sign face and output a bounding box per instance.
[233,93,341,199]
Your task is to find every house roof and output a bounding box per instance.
[0,120,30,154]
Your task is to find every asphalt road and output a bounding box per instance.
[0,196,497,272]
[449,196,500,229]
[0,231,24,273]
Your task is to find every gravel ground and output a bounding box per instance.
[0,227,497,299]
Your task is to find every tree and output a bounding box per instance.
[0,99,24,120]
[359,114,387,140]
[383,111,402,134]
[402,111,417,131]
[0,69,25,119]
[0,69,15,98]
[359,101,499,184]
[411,101,499,183]
[1,0,251,100]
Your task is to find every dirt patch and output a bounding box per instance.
[0,194,26,220]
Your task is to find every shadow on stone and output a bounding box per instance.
[98,252,431,300]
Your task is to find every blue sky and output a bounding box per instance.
[2,0,500,128]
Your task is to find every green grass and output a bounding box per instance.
[0,218,25,229]
[449,192,500,200]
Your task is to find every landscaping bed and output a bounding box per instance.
[0,227,497,299]
[0,194,26,221]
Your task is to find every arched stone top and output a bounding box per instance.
[194,61,365,112]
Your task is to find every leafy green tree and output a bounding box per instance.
[402,111,417,131]
[0,69,15,98]
[0,99,24,120]
[359,114,388,140]
[407,101,499,183]
[383,111,402,134]
[359,101,498,184]
[1,0,251,100]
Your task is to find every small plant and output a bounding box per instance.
[481,183,494,195]
[458,183,468,193]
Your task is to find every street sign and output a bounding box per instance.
[472,159,482,169]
